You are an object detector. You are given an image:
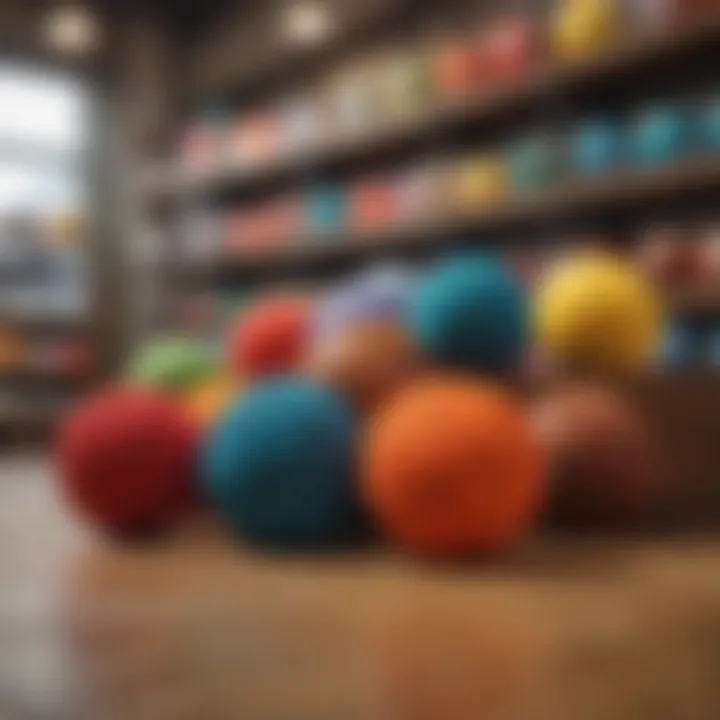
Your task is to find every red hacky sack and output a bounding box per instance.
[57,387,198,534]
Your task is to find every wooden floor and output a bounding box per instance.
[2,458,720,719]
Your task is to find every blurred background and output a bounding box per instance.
[0,0,718,448]
[0,3,720,719]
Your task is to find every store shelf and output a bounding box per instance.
[0,410,64,428]
[147,13,720,203]
[191,2,410,105]
[669,286,720,315]
[0,410,67,445]
[0,368,91,387]
[0,314,88,333]
[174,156,720,282]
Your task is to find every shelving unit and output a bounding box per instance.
[148,13,720,203]
[0,355,91,447]
[143,8,720,347]
[172,157,720,314]
[0,315,88,333]
[0,367,90,384]
[0,61,99,446]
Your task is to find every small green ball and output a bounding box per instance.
[127,337,216,395]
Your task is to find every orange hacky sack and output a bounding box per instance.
[362,377,546,556]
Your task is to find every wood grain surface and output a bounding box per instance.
[2,456,720,720]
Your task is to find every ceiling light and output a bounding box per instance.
[43,6,100,56]
[284,2,333,46]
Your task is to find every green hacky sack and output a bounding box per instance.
[127,336,217,395]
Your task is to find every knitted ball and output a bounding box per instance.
[552,0,616,60]
[304,184,346,234]
[699,95,720,151]
[313,264,416,343]
[227,293,309,378]
[506,135,564,189]
[407,253,528,373]
[305,319,423,413]
[183,374,240,428]
[531,384,657,527]
[534,251,661,372]
[57,388,197,533]
[201,379,357,548]
[570,116,624,175]
[629,104,697,166]
[127,337,216,395]
[362,377,546,556]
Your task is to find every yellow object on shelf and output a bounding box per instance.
[453,155,507,212]
[534,250,661,372]
[380,48,433,122]
[552,0,617,61]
